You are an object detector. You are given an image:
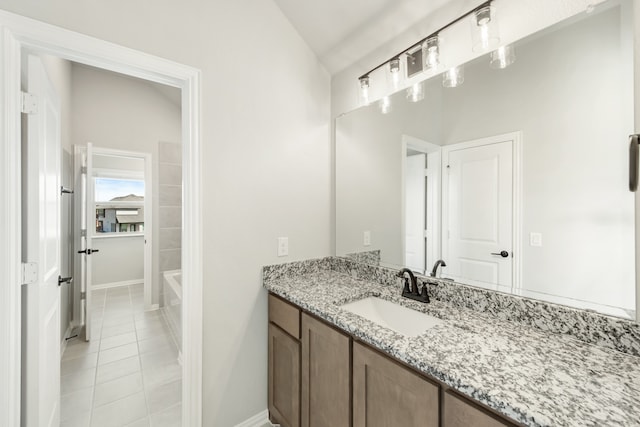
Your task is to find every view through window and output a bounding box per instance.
[95,178,145,233]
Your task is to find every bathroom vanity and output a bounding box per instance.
[264,258,640,427]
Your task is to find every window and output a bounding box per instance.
[94,178,145,233]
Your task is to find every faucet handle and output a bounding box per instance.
[420,284,431,303]
[402,278,411,294]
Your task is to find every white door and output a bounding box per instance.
[405,154,426,272]
[442,137,513,289]
[78,143,95,341]
[22,54,61,427]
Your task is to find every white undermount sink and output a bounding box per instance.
[340,297,443,337]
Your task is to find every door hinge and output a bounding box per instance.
[80,291,86,300]
[80,166,87,174]
[80,229,87,237]
[21,92,38,114]
[21,262,38,285]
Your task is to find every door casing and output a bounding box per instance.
[0,10,203,427]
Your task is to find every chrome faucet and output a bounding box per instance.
[430,260,446,278]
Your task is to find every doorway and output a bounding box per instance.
[0,11,202,427]
[401,135,442,275]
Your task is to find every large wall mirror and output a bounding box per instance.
[336,0,636,319]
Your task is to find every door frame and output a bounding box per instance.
[0,10,203,427]
[441,131,523,291]
[400,134,442,274]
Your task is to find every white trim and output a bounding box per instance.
[234,409,271,427]
[441,131,523,290]
[92,232,145,239]
[91,279,144,291]
[0,10,203,427]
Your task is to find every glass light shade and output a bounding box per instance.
[387,57,404,91]
[422,36,440,73]
[378,96,392,114]
[490,45,516,69]
[471,5,500,52]
[443,66,464,88]
[406,82,425,103]
[358,76,370,106]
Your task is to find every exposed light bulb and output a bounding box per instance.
[490,45,516,69]
[388,57,402,91]
[423,36,440,72]
[443,66,464,88]
[472,5,499,52]
[359,76,370,106]
[379,96,392,114]
[406,82,425,103]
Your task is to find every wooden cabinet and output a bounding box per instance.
[301,313,350,427]
[444,390,515,427]
[353,342,439,427]
[268,295,301,427]
[267,293,521,427]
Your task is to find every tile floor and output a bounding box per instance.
[60,284,182,427]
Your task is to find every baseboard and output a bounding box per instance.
[234,409,272,427]
[92,279,143,290]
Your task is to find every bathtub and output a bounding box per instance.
[162,269,182,359]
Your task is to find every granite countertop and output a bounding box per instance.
[264,269,640,427]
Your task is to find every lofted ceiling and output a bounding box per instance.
[273,0,453,74]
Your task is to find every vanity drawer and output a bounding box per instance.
[444,390,514,427]
[269,294,300,339]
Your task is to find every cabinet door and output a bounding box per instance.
[269,324,300,427]
[301,313,350,427]
[353,342,439,427]
[444,391,514,427]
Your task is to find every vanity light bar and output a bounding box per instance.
[357,0,493,81]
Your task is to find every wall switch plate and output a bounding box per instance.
[363,231,371,246]
[530,232,542,247]
[277,237,289,257]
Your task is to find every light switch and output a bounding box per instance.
[277,237,289,257]
[363,231,371,246]
[530,232,542,247]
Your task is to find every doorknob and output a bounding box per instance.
[491,250,510,258]
[77,249,100,255]
[58,276,73,286]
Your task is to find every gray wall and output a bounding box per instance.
[0,1,332,424]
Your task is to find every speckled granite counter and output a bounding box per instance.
[264,263,640,427]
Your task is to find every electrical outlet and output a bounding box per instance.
[277,237,289,257]
[363,231,371,246]
[530,232,542,247]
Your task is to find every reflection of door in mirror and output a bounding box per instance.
[402,135,441,274]
[442,133,520,291]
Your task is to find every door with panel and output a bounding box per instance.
[353,342,439,427]
[442,137,514,289]
[301,313,350,427]
[22,54,62,427]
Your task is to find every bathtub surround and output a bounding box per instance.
[158,141,182,307]
[263,259,640,426]
[163,269,183,359]
[264,257,640,358]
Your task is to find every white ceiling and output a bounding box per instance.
[273,0,453,74]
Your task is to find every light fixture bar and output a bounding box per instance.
[357,0,492,80]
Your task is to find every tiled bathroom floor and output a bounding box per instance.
[60,284,182,427]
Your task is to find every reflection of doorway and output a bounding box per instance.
[401,135,441,274]
[1,13,203,427]
[442,132,522,290]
